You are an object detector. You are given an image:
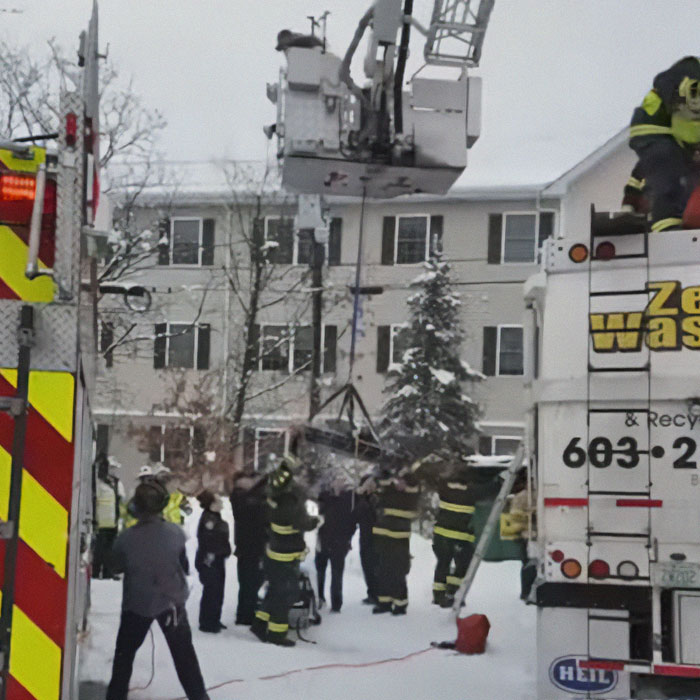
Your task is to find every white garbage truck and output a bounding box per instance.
[525,213,700,699]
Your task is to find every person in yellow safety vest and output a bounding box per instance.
[629,56,700,232]
[121,465,155,529]
[153,464,192,525]
[251,455,318,647]
[93,454,125,579]
[432,463,500,609]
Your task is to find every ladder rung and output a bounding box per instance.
[589,289,649,297]
[588,365,649,373]
[588,408,650,414]
[588,531,650,539]
[588,490,651,497]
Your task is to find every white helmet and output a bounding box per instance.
[137,465,154,479]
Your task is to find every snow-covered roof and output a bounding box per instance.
[541,128,629,196]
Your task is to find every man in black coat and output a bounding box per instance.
[106,481,209,700]
[230,470,268,625]
[355,473,378,605]
[315,471,357,612]
[195,490,231,633]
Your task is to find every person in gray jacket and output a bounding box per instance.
[106,481,209,700]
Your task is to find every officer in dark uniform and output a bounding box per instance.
[251,457,318,646]
[195,490,231,633]
[230,470,268,625]
[432,464,499,608]
[372,458,421,616]
[630,56,700,231]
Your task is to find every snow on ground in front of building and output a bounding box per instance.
[80,506,536,700]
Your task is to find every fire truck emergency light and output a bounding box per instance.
[0,172,56,228]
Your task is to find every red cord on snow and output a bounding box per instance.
[167,647,438,699]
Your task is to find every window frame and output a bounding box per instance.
[492,435,522,456]
[258,324,333,373]
[394,214,430,265]
[164,323,201,369]
[253,427,289,471]
[388,323,410,371]
[495,324,524,376]
[170,217,204,266]
[149,424,195,468]
[500,210,556,265]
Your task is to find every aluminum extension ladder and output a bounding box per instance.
[451,445,525,617]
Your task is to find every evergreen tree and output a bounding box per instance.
[379,255,483,464]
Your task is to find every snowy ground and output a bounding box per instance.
[80,506,537,700]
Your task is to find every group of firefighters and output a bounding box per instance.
[92,444,521,700]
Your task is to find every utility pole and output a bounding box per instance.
[309,236,325,418]
[296,194,327,420]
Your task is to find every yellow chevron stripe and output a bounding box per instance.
[0,146,45,173]
[0,445,9,520]
[0,370,75,442]
[0,226,54,302]
[0,445,68,578]
[10,604,61,700]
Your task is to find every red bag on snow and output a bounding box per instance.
[455,614,490,654]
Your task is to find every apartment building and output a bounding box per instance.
[95,130,636,487]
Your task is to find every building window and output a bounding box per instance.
[487,211,555,264]
[100,320,114,368]
[482,325,524,376]
[381,215,443,265]
[396,215,429,264]
[148,425,204,470]
[255,428,288,470]
[257,324,337,373]
[158,217,215,266]
[265,217,343,266]
[154,323,211,370]
[389,323,411,370]
[478,435,521,456]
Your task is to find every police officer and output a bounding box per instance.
[630,56,700,232]
[93,454,125,578]
[432,464,500,608]
[195,490,231,633]
[251,457,318,646]
[372,458,421,616]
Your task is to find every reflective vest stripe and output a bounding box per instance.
[651,217,683,232]
[629,124,673,138]
[266,546,306,562]
[0,226,54,302]
[438,500,475,514]
[433,582,447,591]
[626,176,645,190]
[372,527,411,539]
[433,526,475,542]
[383,508,418,519]
[446,482,468,490]
[270,522,300,535]
[446,575,463,586]
[255,610,270,622]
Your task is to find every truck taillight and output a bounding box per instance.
[568,244,588,263]
[595,242,616,260]
[0,174,36,200]
[561,559,582,579]
[550,549,564,563]
[588,559,610,579]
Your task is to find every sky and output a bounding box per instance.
[5,0,700,187]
